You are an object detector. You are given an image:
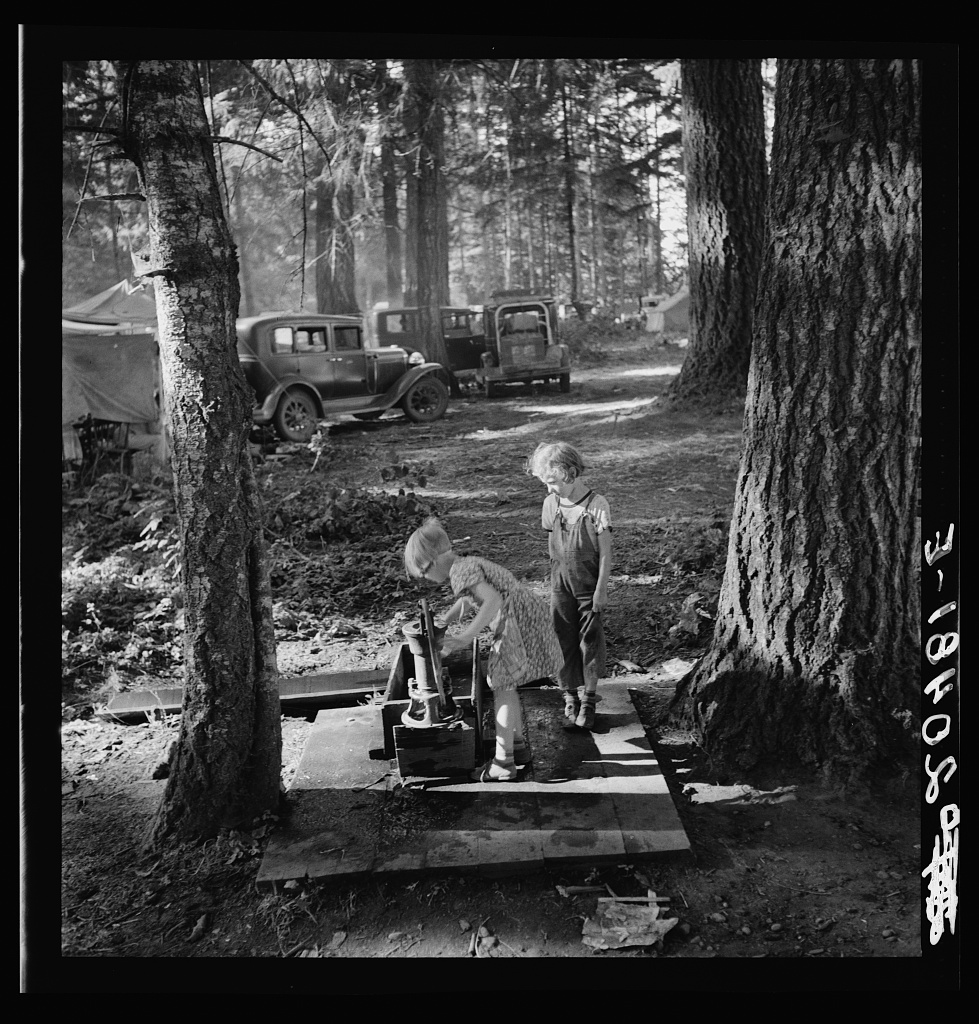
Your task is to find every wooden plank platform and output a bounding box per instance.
[99,644,481,723]
[257,681,692,888]
[98,668,390,722]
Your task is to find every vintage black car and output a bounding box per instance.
[374,306,487,378]
[236,312,449,442]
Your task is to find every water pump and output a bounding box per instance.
[400,599,464,729]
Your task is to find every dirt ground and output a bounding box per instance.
[52,331,930,988]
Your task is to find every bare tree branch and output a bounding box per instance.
[62,123,122,136]
[65,98,118,240]
[78,192,146,202]
[210,135,283,163]
[237,59,333,171]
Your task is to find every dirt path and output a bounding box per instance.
[56,333,925,979]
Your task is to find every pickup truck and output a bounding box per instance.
[477,291,571,397]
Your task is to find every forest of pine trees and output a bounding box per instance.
[64,59,769,320]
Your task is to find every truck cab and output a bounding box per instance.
[478,291,570,397]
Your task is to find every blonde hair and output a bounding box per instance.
[404,516,452,578]
[526,441,586,483]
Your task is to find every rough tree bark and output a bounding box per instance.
[404,59,452,375]
[669,59,767,403]
[115,60,282,845]
[668,59,921,784]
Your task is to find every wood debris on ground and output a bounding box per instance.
[581,893,679,951]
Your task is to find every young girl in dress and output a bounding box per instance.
[404,517,563,782]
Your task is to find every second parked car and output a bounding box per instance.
[374,306,487,378]
[237,312,449,442]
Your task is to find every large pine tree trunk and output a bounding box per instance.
[117,60,282,845]
[668,59,921,784]
[404,59,451,371]
[314,175,359,315]
[669,59,767,402]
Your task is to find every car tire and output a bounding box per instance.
[559,373,571,393]
[402,376,449,423]
[273,390,319,442]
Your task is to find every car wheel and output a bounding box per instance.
[402,376,449,423]
[273,390,318,442]
[559,373,571,393]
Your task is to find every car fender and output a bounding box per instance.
[382,362,448,403]
[254,376,323,421]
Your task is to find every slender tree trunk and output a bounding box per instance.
[652,101,665,295]
[668,58,921,785]
[382,135,403,305]
[233,184,254,317]
[376,61,403,306]
[117,59,281,846]
[560,78,581,313]
[525,200,536,293]
[669,59,767,403]
[503,136,513,290]
[480,202,495,302]
[403,154,418,307]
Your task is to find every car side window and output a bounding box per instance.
[384,314,404,334]
[296,328,326,353]
[333,326,362,352]
[272,327,294,354]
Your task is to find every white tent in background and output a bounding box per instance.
[642,285,690,334]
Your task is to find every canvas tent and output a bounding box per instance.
[63,278,159,328]
[62,281,165,464]
[644,285,690,334]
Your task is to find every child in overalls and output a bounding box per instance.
[404,517,563,782]
[527,442,611,730]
